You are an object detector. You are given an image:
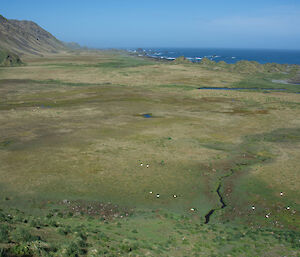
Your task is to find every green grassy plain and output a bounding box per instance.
[0,51,299,256]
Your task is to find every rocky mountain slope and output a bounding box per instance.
[0,14,66,56]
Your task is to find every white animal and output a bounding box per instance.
[252,206,255,210]
[156,194,160,198]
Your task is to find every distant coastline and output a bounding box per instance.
[126,48,300,65]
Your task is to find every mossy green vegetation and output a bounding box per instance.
[174,56,191,64]
[231,73,300,93]
[198,58,294,74]
[0,49,23,67]
[39,55,154,69]
[0,207,299,256]
[0,51,299,256]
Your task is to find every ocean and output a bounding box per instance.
[127,48,300,65]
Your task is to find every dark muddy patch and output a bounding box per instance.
[248,128,300,143]
[202,142,235,152]
[60,200,134,220]
[220,108,269,115]
[0,79,35,85]
[0,139,13,148]
[198,87,286,91]
[201,97,238,103]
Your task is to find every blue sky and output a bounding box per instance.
[1,0,300,49]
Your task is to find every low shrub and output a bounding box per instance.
[7,244,32,257]
[64,242,79,257]
[0,224,10,243]
[10,227,38,243]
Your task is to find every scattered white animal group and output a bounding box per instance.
[141,162,292,218]
[149,192,179,200]
[141,161,196,211]
[251,192,293,219]
[140,162,149,168]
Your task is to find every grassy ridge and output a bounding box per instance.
[39,56,155,69]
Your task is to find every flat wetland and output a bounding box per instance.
[0,51,299,256]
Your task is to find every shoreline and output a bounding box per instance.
[126,48,300,65]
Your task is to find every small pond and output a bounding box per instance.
[143,113,152,118]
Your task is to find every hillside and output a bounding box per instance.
[0,14,66,55]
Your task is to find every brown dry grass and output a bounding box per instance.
[0,52,299,228]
